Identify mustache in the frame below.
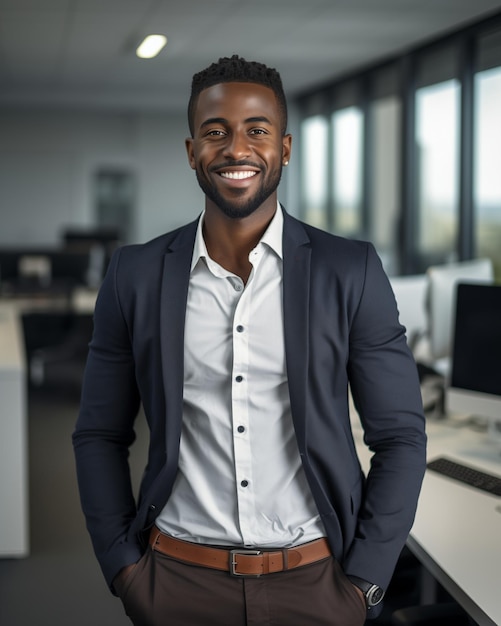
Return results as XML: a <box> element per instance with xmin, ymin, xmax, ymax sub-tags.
<box><xmin>209</xmin><ymin>160</ymin><xmax>263</xmax><ymax>173</ymax></box>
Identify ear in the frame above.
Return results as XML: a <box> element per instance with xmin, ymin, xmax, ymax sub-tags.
<box><xmin>185</xmin><ymin>137</ymin><xmax>196</xmax><ymax>170</ymax></box>
<box><xmin>282</xmin><ymin>133</ymin><xmax>292</xmax><ymax>165</ymax></box>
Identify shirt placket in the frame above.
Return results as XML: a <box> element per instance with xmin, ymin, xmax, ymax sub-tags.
<box><xmin>229</xmin><ymin>251</ymin><xmax>262</xmax><ymax>544</ymax></box>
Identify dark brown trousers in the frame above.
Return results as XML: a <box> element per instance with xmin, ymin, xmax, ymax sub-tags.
<box><xmin>118</xmin><ymin>546</ymin><xmax>367</xmax><ymax>626</ymax></box>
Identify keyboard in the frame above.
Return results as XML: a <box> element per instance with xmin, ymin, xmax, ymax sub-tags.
<box><xmin>427</xmin><ymin>457</ymin><xmax>501</xmax><ymax>496</ymax></box>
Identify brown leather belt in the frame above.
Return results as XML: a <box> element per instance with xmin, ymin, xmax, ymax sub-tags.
<box><xmin>149</xmin><ymin>527</ymin><xmax>331</xmax><ymax>577</ymax></box>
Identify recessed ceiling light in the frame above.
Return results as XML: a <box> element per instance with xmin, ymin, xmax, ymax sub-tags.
<box><xmin>136</xmin><ymin>34</ymin><xmax>167</xmax><ymax>59</ymax></box>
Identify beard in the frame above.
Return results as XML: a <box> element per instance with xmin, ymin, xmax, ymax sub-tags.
<box><xmin>195</xmin><ymin>161</ymin><xmax>283</xmax><ymax>219</ymax></box>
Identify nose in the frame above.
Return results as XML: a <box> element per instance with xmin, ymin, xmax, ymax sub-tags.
<box><xmin>222</xmin><ymin>131</ymin><xmax>251</xmax><ymax>160</ymax></box>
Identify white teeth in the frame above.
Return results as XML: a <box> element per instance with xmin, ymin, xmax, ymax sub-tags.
<box><xmin>220</xmin><ymin>171</ymin><xmax>257</xmax><ymax>180</ymax></box>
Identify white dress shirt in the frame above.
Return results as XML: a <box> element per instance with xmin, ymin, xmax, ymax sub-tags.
<box><xmin>156</xmin><ymin>205</ymin><xmax>325</xmax><ymax>547</ymax></box>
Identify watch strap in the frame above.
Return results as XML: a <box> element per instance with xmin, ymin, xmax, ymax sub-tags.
<box><xmin>347</xmin><ymin>575</ymin><xmax>385</xmax><ymax>608</ymax></box>
<box><xmin>347</xmin><ymin>575</ymin><xmax>372</xmax><ymax>593</ymax></box>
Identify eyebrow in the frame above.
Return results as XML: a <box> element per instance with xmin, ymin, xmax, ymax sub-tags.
<box><xmin>199</xmin><ymin>116</ymin><xmax>273</xmax><ymax>129</ymax></box>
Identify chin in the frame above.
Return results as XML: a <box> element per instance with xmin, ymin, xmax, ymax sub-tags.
<box><xmin>217</xmin><ymin>202</ymin><xmax>262</xmax><ymax>219</ymax></box>
<box><xmin>196</xmin><ymin>166</ymin><xmax>282</xmax><ymax>220</ymax></box>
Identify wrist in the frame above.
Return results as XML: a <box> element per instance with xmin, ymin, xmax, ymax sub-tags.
<box><xmin>347</xmin><ymin>576</ymin><xmax>385</xmax><ymax>610</ymax></box>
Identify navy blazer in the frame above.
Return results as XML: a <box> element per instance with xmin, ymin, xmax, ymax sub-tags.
<box><xmin>73</xmin><ymin>208</ymin><xmax>426</xmax><ymax>595</ymax></box>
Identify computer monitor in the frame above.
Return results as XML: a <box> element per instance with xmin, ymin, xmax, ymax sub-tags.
<box><xmin>0</xmin><ymin>247</ymin><xmax>92</xmax><ymax>291</ymax></box>
<box><xmin>426</xmin><ymin>258</ymin><xmax>494</xmax><ymax>364</ymax></box>
<box><xmin>62</xmin><ymin>226</ymin><xmax>121</xmax><ymax>251</ymax></box>
<box><xmin>446</xmin><ymin>283</ymin><xmax>501</xmax><ymax>439</ymax></box>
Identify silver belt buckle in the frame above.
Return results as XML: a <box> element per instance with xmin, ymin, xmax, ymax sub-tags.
<box><xmin>229</xmin><ymin>549</ymin><xmax>262</xmax><ymax>577</ymax></box>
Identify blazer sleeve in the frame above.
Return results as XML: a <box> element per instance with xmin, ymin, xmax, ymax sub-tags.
<box><xmin>344</xmin><ymin>243</ymin><xmax>427</xmax><ymax>588</ymax></box>
<box><xmin>72</xmin><ymin>248</ymin><xmax>143</xmax><ymax>590</ymax></box>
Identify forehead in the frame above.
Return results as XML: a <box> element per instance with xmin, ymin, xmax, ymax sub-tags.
<box><xmin>193</xmin><ymin>82</ymin><xmax>281</xmax><ymax>129</ymax></box>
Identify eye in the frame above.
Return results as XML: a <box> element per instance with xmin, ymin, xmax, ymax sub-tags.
<box><xmin>249</xmin><ymin>128</ymin><xmax>268</xmax><ymax>136</ymax></box>
<box><xmin>205</xmin><ymin>129</ymin><xmax>226</xmax><ymax>137</ymax></box>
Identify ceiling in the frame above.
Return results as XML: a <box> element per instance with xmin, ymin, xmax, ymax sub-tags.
<box><xmin>1</xmin><ymin>0</ymin><xmax>501</xmax><ymax>113</ymax></box>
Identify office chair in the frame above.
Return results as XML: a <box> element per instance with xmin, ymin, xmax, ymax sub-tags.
<box><xmin>388</xmin><ymin>274</ymin><xmax>428</xmax><ymax>353</ymax></box>
<box><xmin>29</xmin><ymin>314</ymin><xmax>92</xmax><ymax>396</ymax></box>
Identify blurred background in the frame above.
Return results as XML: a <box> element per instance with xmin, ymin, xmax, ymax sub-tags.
<box><xmin>1</xmin><ymin>1</ymin><xmax>500</xmax><ymax>625</ymax></box>
<box><xmin>1</xmin><ymin>0</ymin><xmax>500</xmax><ymax>273</ymax></box>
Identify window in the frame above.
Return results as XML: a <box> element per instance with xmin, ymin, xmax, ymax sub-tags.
<box><xmin>300</xmin><ymin>115</ymin><xmax>329</xmax><ymax>229</ymax></box>
<box><xmin>331</xmin><ymin>107</ymin><xmax>363</xmax><ymax>237</ymax></box>
<box><xmin>474</xmin><ymin>30</ymin><xmax>501</xmax><ymax>278</ymax></box>
<box><xmin>415</xmin><ymin>80</ymin><xmax>460</xmax><ymax>263</ymax></box>
<box><xmin>369</xmin><ymin>97</ymin><xmax>401</xmax><ymax>274</ymax></box>
<box><xmin>295</xmin><ymin>14</ymin><xmax>501</xmax><ymax>277</ymax></box>
<box><xmin>414</xmin><ymin>45</ymin><xmax>461</xmax><ymax>267</ymax></box>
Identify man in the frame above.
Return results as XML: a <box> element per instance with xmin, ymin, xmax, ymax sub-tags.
<box><xmin>73</xmin><ymin>55</ymin><xmax>426</xmax><ymax>626</ymax></box>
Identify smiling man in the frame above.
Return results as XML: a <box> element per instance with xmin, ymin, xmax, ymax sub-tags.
<box><xmin>188</xmin><ymin>81</ymin><xmax>289</xmax><ymax>223</ymax></box>
<box><xmin>73</xmin><ymin>55</ymin><xmax>426</xmax><ymax>626</ymax></box>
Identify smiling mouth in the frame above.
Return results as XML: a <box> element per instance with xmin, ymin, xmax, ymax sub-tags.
<box><xmin>219</xmin><ymin>171</ymin><xmax>258</xmax><ymax>180</ymax></box>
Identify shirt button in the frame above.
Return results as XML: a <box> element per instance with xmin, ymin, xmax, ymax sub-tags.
<box><xmin>234</xmin><ymin>283</ymin><xmax>243</xmax><ymax>292</ymax></box>
<box><xmin>235</xmin><ymin>375</ymin><xmax>243</xmax><ymax>383</ymax></box>
<box><xmin>236</xmin><ymin>325</ymin><xmax>244</xmax><ymax>333</ymax></box>
<box><xmin>241</xmin><ymin>480</ymin><xmax>249</xmax><ymax>488</ymax></box>
<box><xmin>237</xmin><ymin>425</ymin><xmax>245</xmax><ymax>433</ymax></box>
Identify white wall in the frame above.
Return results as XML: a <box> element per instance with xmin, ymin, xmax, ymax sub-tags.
<box><xmin>0</xmin><ymin>111</ymin><xmax>136</xmax><ymax>245</ymax></box>
<box><xmin>0</xmin><ymin>109</ymin><xmax>202</xmax><ymax>247</ymax></box>
<box><xmin>135</xmin><ymin>112</ymin><xmax>202</xmax><ymax>242</ymax></box>
<box><xmin>0</xmin><ymin>107</ymin><xmax>294</xmax><ymax>248</ymax></box>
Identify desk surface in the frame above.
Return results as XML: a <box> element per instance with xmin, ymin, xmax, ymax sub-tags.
<box><xmin>0</xmin><ymin>286</ymin><xmax>97</xmax><ymax>315</ymax></box>
<box><xmin>0</xmin><ymin>303</ymin><xmax>26</xmax><ymax>371</ymax></box>
<box><xmin>0</xmin><ymin>302</ymin><xmax>29</xmax><ymax>556</ymax></box>
<box><xmin>352</xmin><ymin>413</ymin><xmax>501</xmax><ymax>626</ymax></box>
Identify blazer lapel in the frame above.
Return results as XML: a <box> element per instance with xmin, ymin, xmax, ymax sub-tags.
<box><xmin>160</xmin><ymin>220</ymin><xmax>198</xmax><ymax>455</ymax></box>
<box><xmin>282</xmin><ymin>211</ymin><xmax>311</xmax><ymax>445</ymax></box>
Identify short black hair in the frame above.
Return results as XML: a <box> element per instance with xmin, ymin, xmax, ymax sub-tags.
<box><xmin>188</xmin><ymin>54</ymin><xmax>288</xmax><ymax>136</ymax></box>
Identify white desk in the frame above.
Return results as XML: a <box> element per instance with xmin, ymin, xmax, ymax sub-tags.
<box><xmin>0</xmin><ymin>291</ymin><xmax>96</xmax><ymax>559</ymax></box>
<box><xmin>0</xmin><ymin>303</ymin><xmax>29</xmax><ymax>557</ymax></box>
<box><xmin>353</xmin><ymin>413</ymin><xmax>501</xmax><ymax>626</ymax></box>
<box><xmin>0</xmin><ymin>286</ymin><xmax>97</xmax><ymax>315</ymax></box>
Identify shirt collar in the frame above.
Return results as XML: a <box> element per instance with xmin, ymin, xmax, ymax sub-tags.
<box><xmin>191</xmin><ymin>201</ymin><xmax>283</xmax><ymax>272</ymax></box>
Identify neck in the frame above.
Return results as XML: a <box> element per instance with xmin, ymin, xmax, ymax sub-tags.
<box><xmin>202</xmin><ymin>198</ymin><xmax>277</xmax><ymax>283</ymax></box>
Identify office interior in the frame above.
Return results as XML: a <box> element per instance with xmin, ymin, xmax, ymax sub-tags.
<box><xmin>1</xmin><ymin>2</ymin><xmax>501</xmax><ymax>625</ymax></box>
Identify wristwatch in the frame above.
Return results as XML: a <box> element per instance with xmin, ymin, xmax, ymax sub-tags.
<box><xmin>347</xmin><ymin>576</ymin><xmax>385</xmax><ymax>609</ymax></box>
